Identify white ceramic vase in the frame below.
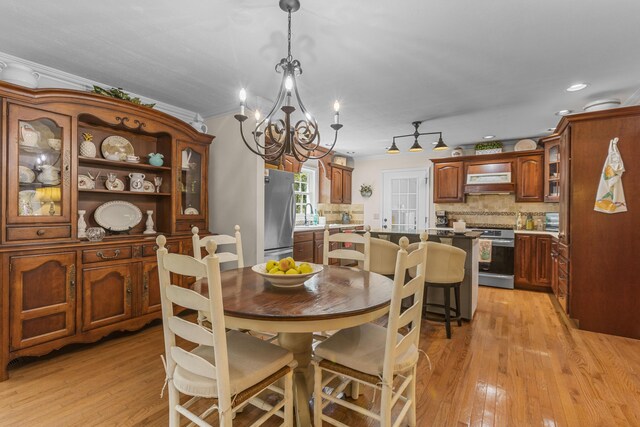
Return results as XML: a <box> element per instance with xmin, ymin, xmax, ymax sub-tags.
<box><xmin>143</xmin><ymin>210</ymin><xmax>156</xmax><ymax>234</ymax></box>
<box><xmin>78</xmin><ymin>210</ymin><xmax>87</xmax><ymax>238</ymax></box>
<box><xmin>0</xmin><ymin>62</ymin><xmax>40</xmax><ymax>88</ymax></box>
<box><xmin>80</xmin><ymin>139</ymin><xmax>97</xmax><ymax>157</ymax></box>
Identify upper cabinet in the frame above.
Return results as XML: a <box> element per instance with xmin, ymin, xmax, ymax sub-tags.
<box><xmin>543</xmin><ymin>136</ymin><xmax>560</xmax><ymax>202</ymax></box>
<box><xmin>176</xmin><ymin>141</ymin><xmax>208</xmax><ymax>225</ymax></box>
<box><xmin>433</xmin><ymin>161</ymin><xmax>464</xmax><ymax>203</ymax></box>
<box><xmin>329</xmin><ymin>163</ymin><xmax>353</xmax><ymax>204</ymax></box>
<box><xmin>432</xmin><ymin>150</ymin><xmax>545</xmax><ymax>203</ymax></box>
<box><xmin>515</xmin><ymin>153</ymin><xmax>544</xmax><ymax>202</ymax></box>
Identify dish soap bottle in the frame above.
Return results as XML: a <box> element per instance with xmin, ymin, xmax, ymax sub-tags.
<box><xmin>313</xmin><ymin>210</ymin><xmax>319</xmax><ymax>225</ymax></box>
<box><xmin>525</xmin><ymin>213</ymin><xmax>534</xmax><ymax>230</ymax></box>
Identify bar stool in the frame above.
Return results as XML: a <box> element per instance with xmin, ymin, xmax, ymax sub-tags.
<box><xmin>411</xmin><ymin>242</ymin><xmax>466</xmax><ymax>339</ymax></box>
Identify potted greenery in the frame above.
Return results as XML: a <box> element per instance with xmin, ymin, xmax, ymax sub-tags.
<box><xmin>360</xmin><ymin>184</ymin><xmax>372</xmax><ymax>197</ymax></box>
<box><xmin>474</xmin><ymin>140</ymin><xmax>503</xmax><ymax>155</ymax></box>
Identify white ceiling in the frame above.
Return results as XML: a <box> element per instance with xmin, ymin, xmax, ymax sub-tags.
<box><xmin>1</xmin><ymin>0</ymin><xmax>639</xmax><ymax>156</ymax></box>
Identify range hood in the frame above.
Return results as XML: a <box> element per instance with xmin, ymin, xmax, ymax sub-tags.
<box><xmin>464</xmin><ymin>161</ymin><xmax>515</xmax><ymax>194</ymax></box>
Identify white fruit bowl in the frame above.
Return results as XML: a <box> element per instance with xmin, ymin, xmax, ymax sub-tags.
<box><xmin>251</xmin><ymin>263</ymin><xmax>323</xmax><ymax>287</ymax></box>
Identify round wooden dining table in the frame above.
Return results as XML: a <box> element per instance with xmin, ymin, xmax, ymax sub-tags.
<box><xmin>193</xmin><ymin>264</ymin><xmax>394</xmax><ymax>426</ymax></box>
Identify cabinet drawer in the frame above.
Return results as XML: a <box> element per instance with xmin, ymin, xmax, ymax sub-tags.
<box><xmin>558</xmin><ymin>242</ymin><xmax>569</xmax><ymax>259</ymax></box>
<box><xmin>82</xmin><ymin>247</ymin><xmax>133</xmax><ymax>264</ymax></box>
<box><xmin>176</xmin><ymin>221</ymin><xmax>206</xmax><ymax>233</ymax></box>
<box><xmin>294</xmin><ymin>231</ymin><xmax>314</xmax><ymax>243</ymax></box>
<box><xmin>142</xmin><ymin>242</ymin><xmax>180</xmax><ymax>257</ymax></box>
<box><xmin>7</xmin><ymin>225</ymin><xmax>71</xmax><ymax>241</ymax></box>
<box><xmin>293</xmin><ymin>240</ymin><xmax>314</xmax><ymax>262</ymax></box>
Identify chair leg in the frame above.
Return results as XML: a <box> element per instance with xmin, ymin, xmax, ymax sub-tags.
<box><xmin>284</xmin><ymin>369</ymin><xmax>294</xmax><ymax>427</ymax></box>
<box><xmin>220</xmin><ymin>412</ymin><xmax>233</xmax><ymax>427</ymax></box>
<box><xmin>407</xmin><ymin>366</ymin><xmax>417</xmax><ymax>426</ymax></box>
<box><xmin>349</xmin><ymin>380</ymin><xmax>360</xmax><ymax>399</ymax></box>
<box><xmin>313</xmin><ymin>362</ymin><xmax>323</xmax><ymax>427</ymax></box>
<box><xmin>443</xmin><ymin>287</ymin><xmax>452</xmax><ymax>339</ymax></box>
<box><xmin>380</xmin><ymin>381</ymin><xmax>393</xmax><ymax>427</ymax></box>
<box><xmin>422</xmin><ymin>285</ymin><xmax>429</xmax><ymax>318</ymax></box>
<box><xmin>454</xmin><ymin>285</ymin><xmax>462</xmax><ymax>326</ymax></box>
<box><xmin>168</xmin><ymin>384</ymin><xmax>180</xmax><ymax>427</ymax></box>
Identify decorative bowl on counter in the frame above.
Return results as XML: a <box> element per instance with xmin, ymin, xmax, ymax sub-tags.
<box><xmin>251</xmin><ymin>263</ymin><xmax>323</xmax><ymax>288</ymax></box>
<box><xmin>86</xmin><ymin>227</ymin><xmax>106</xmax><ymax>242</ymax></box>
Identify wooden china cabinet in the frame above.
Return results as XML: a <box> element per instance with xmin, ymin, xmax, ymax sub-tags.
<box><xmin>0</xmin><ymin>81</ymin><xmax>213</xmax><ymax>380</ymax></box>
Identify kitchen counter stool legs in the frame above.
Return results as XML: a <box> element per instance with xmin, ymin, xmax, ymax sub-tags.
<box><xmin>424</xmin><ymin>282</ymin><xmax>463</xmax><ymax>339</ymax></box>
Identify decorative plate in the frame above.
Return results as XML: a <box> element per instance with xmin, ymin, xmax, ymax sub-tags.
<box><xmin>19</xmin><ymin>165</ymin><xmax>36</xmax><ymax>183</ymax></box>
<box><xmin>101</xmin><ymin>136</ymin><xmax>134</xmax><ymax>161</ymax></box>
<box><xmin>514</xmin><ymin>139</ymin><xmax>537</xmax><ymax>151</ymax></box>
<box><xmin>184</xmin><ymin>207</ymin><xmax>199</xmax><ymax>215</ymax></box>
<box><xmin>105</xmin><ymin>178</ymin><xmax>125</xmax><ymax>191</ymax></box>
<box><xmin>78</xmin><ymin>174</ymin><xmax>95</xmax><ymax>189</ymax></box>
<box><xmin>251</xmin><ymin>263</ymin><xmax>323</xmax><ymax>288</ymax></box>
<box><xmin>94</xmin><ymin>200</ymin><xmax>142</xmax><ymax>231</ymax></box>
<box><xmin>142</xmin><ymin>180</ymin><xmax>155</xmax><ymax>192</ymax></box>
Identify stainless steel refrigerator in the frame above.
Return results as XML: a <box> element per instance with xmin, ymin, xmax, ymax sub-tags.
<box><xmin>264</xmin><ymin>169</ymin><xmax>295</xmax><ymax>261</ymax></box>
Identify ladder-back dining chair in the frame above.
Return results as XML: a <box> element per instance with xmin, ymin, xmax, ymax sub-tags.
<box><xmin>192</xmin><ymin>225</ymin><xmax>244</xmax><ymax>269</ymax></box>
<box><xmin>322</xmin><ymin>226</ymin><xmax>371</xmax><ymax>271</ymax></box>
<box><xmin>156</xmin><ymin>235</ymin><xmax>296</xmax><ymax>427</ymax></box>
<box><xmin>312</xmin><ymin>234</ymin><xmax>428</xmax><ymax>427</ymax></box>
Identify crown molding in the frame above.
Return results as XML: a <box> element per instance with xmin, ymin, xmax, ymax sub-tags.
<box><xmin>623</xmin><ymin>85</ymin><xmax>640</xmax><ymax>106</ymax></box>
<box><xmin>0</xmin><ymin>51</ymin><xmax>199</xmax><ymax>124</ymax></box>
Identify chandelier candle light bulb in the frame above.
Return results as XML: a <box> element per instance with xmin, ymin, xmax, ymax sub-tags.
<box><xmin>334</xmin><ymin>101</ymin><xmax>340</xmax><ymax>124</ymax></box>
<box><xmin>239</xmin><ymin>88</ymin><xmax>247</xmax><ymax>116</ymax></box>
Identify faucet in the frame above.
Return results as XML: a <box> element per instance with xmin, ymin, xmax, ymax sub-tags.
<box><xmin>304</xmin><ymin>203</ymin><xmax>314</xmax><ymax>226</ymax></box>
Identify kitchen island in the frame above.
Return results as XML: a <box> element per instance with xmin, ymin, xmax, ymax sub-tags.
<box><xmin>363</xmin><ymin>228</ymin><xmax>480</xmax><ymax>321</ymax></box>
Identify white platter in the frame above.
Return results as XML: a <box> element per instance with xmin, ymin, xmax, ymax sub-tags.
<box><xmin>94</xmin><ymin>200</ymin><xmax>142</xmax><ymax>231</ymax></box>
<box><xmin>19</xmin><ymin>165</ymin><xmax>36</xmax><ymax>183</ymax></box>
<box><xmin>78</xmin><ymin>174</ymin><xmax>95</xmax><ymax>189</ymax></box>
<box><xmin>514</xmin><ymin>139</ymin><xmax>537</xmax><ymax>151</ymax></box>
<box><xmin>142</xmin><ymin>180</ymin><xmax>155</xmax><ymax>192</ymax></box>
<box><xmin>105</xmin><ymin>178</ymin><xmax>125</xmax><ymax>191</ymax></box>
<box><xmin>101</xmin><ymin>135</ymin><xmax>134</xmax><ymax>161</ymax></box>
<box><xmin>251</xmin><ymin>263</ymin><xmax>323</xmax><ymax>287</ymax></box>
<box><xmin>184</xmin><ymin>207</ymin><xmax>199</xmax><ymax>215</ymax></box>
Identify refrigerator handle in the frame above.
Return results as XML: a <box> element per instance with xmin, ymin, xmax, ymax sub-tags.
<box><xmin>289</xmin><ymin>183</ymin><xmax>296</xmax><ymax>237</ymax></box>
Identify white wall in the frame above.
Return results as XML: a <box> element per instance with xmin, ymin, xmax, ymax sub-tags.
<box><xmin>352</xmin><ymin>150</ymin><xmax>453</xmax><ymax>228</ymax></box>
<box><xmin>205</xmin><ymin>113</ymin><xmax>264</xmax><ymax>265</ymax></box>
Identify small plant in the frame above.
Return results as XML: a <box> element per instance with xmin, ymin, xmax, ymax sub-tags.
<box><xmin>91</xmin><ymin>85</ymin><xmax>155</xmax><ymax>108</ymax></box>
<box><xmin>360</xmin><ymin>184</ymin><xmax>372</xmax><ymax>197</ymax></box>
<box><xmin>475</xmin><ymin>141</ymin><xmax>503</xmax><ymax>151</ymax></box>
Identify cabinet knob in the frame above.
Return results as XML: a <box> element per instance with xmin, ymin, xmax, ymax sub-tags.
<box><xmin>36</xmin><ymin>229</ymin><xmax>45</xmax><ymax>236</ymax></box>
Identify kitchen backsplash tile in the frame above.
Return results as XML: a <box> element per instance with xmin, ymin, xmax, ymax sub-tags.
<box><xmin>435</xmin><ymin>194</ymin><xmax>558</xmax><ymax>228</ymax></box>
<box><xmin>317</xmin><ymin>203</ymin><xmax>364</xmax><ymax>224</ymax></box>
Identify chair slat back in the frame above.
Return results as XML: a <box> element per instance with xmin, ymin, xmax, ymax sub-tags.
<box><xmin>192</xmin><ymin>225</ymin><xmax>244</xmax><ymax>268</ymax></box>
<box><xmin>156</xmin><ymin>235</ymin><xmax>233</xmax><ymax>411</ymax></box>
<box><xmin>381</xmin><ymin>234</ymin><xmax>428</xmax><ymax>383</ymax></box>
<box><xmin>323</xmin><ymin>227</ymin><xmax>371</xmax><ymax>271</ymax></box>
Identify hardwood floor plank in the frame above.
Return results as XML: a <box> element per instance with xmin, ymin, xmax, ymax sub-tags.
<box><xmin>1</xmin><ymin>288</ymin><xmax>640</xmax><ymax>426</ymax></box>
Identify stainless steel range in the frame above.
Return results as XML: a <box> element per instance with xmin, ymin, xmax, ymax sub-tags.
<box><xmin>473</xmin><ymin>228</ymin><xmax>515</xmax><ymax>289</ymax></box>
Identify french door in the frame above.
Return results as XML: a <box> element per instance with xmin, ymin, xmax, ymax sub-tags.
<box><xmin>382</xmin><ymin>169</ymin><xmax>428</xmax><ymax>232</ymax></box>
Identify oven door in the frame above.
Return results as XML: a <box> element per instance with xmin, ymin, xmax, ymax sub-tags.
<box><xmin>479</xmin><ymin>238</ymin><xmax>514</xmax><ymax>276</ymax></box>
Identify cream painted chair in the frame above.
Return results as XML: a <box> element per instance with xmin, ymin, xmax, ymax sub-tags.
<box><xmin>312</xmin><ymin>234</ymin><xmax>428</xmax><ymax>427</ymax></box>
<box><xmin>370</xmin><ymin>237</ymin><xmax>401</xmax><ymax>277</ymax></box>
<box><xmin>410</xmin><ymin>242</ymin><xmax>466</xmax><ymax>338</ymax></box>
<box><xmin>192</xmin><ymin>225</ymin><xmax>243</xmax><ymax>269</ymax></box>
<box><xmin>156</xmin><ymin>235</ymin><xmax>296</xmax><ymax>427</ymax></box>
<box><xmin>322</xmin><ymin>226</ymin><xmax>371</xmax><ymax>270</ymax></box>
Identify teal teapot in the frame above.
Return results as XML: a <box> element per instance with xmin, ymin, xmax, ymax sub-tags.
<box><xmin>147</xmin><ymin>153</ymin><xmax>164</xmax><ymax>167</ymax></box>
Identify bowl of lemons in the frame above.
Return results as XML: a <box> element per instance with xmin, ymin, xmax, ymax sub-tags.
<box><xmin>252</xmin><ymin>257</ymin><xmax>323</xmax><ymax>287</ymax></box>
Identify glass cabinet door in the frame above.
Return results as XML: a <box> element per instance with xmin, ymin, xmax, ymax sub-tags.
<box><xmin>8</xmin><ymin>104</ymin><xmax>72</xmax><ymax>224</ymax></box>
<box><xmin>177</xmin><ymin>141</ymin><xmax>207</xmax><ymax>220</ymax></box>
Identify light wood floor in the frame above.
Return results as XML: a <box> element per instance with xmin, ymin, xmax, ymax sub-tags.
<box><xmin>1</xmin><ymin>287</ymin><xmax>639</xmax><ymax>426</ymax></box>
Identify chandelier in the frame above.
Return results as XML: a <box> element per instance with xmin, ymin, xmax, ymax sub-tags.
<box><xmin>234</xmin><ymin>0</ymin><xmax>342</xmax><ymax>163</ymax></box>
<box><xmin>387</xmin><ymin>121</ymin><xmax>448</xmax><ymax>154</ymax></box>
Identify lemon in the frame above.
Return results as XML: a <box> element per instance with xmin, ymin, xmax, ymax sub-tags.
<box><xmin>279</xmin><ymin>258</ymin><xmax>291</xmax><ymax>271</ymax></box>
<box><xmin>268</xmin><ymin>267</ymin><xmax>281</xmax><ymax>274</ymax></box>
<box><xmin>286</xmin><ymin>268</ymin><xmax>300</xmax><ymax>275</ymax></box>
<box><xmin>286</xmin><ymin>257</ymin><xmax>296</xmax><ymax>268</ymax></box>
<box><xmin>299</xmin><ymin>264</ymin><xmax>313</xmax><ymax>274</ymax></box>
<box><xmin>266</xmin><ymin>260</ymin><xmax>278</xmax><ymax>271</ymax></box>
<box><xmin>272</xmin><ymin>270</ymin><xmax>285</xmax><ymax>275</ymax></box>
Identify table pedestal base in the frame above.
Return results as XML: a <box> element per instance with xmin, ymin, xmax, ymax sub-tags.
<box><xmin>277</xmin><ymin>332</ymin><xmax>314</xmax><ymax>426</ymax></box>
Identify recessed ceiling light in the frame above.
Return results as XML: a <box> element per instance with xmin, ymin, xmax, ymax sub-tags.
<box><xmin>483</xmin><ymin>135</ymin><xmax>495</xmax><ymax>139</ymax></box>
<box><xmin>346</xmin><ymin>151</ymin><xmax>355</xmax><ymax>154</ymax></box>
<box><xmin>547</xmin><ymin>128</ymin><xmax>556</xmax><ymax>132</ymax></box>
<box><xmin>555</xmin><ymin>109</ymin><xmax>573</xmax><ymax>116</ymax></box>
<box><xmin>566</xmin><ymin>83</ymin><xmax>588</xmax><ymax>92</ymax></box>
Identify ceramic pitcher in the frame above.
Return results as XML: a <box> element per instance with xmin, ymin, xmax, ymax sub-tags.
<box><xmin>128</xmin><ymin>173</ymin><xmax>146</xmax><ymax>192</ymax></box>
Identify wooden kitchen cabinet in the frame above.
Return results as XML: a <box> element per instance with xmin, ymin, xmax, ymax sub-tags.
<box><xmin>141</xmin><ymin>260</ymin><xmax>162</xmax><ymax>315</ymax></box>
<box><xmin>433</xmin><ymin>161</ymin><xmax>464</xmax><ymax>203</ymax></box>
<box><xmin>82</xmin><ymin>264</ymin><xmax>136</xmax><ymax>331</ymax></box>
<box><xmin>329</xmin><ymin>163</ymin><xmax>353</xmax><ymax>204</ymax></box>
<box><xmin>544</xmin><ymin>136</ymin><xmax>561</xmax><ymax>202</ymax></box>
<box><xmin>293</xmin><ymin>231</ymin><xmax>314</xmax><ymax>262</ymax></box>
<box><xmin>515</xmin><ymin>233</ymin><xmax>552</xmax><ymax>290</ymax></box>
<box><xmin>8</xmin><ymin>252</ymin><xmax>76</xmax><ymax>350</ymax></box>
<box><xmin>515</xmin><ymin>154</ymin><xmax>544</xmax><ymax>202</ymax></box>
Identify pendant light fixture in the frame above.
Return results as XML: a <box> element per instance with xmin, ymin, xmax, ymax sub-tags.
<box><xmin>387</xmin><ymin>121</ymin><xmax>448</xmax><ymax>154</ymax></box>
<box><xmin>234</xmin><ymin>0</ymin><xmax>342</xmax><ymax>163</ymax></box>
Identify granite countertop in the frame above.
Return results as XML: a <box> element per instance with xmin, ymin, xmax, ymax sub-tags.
<box><xmin>514</xmin><ymin>229</ymin><xmax>559</xmax><ymax>238</ymax></box>
<box><xmin>367</xmin><ymin>228</ymin><xmax>482</xmax><ymax>239</ymax></box>
<box><xmin>294</xmin><ymin>223</ymin><xmax>364</xmax><ymax>232</ymax></box>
